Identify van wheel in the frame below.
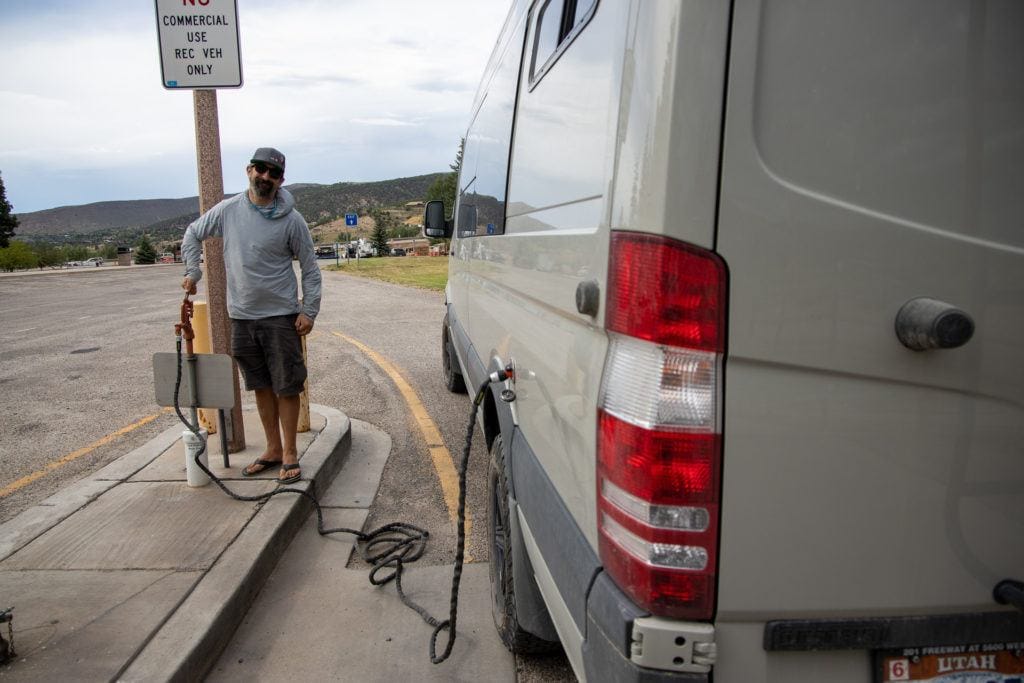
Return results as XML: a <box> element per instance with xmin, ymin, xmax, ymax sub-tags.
<box><xmin>488</xmin><ymin>434</ymin><xmax>558</xmax><ymax>654</ymax></box>
<box><xmin>442</xmin><ymin>315</ymin><xmax>467</xmax><ymax>394</ymax></box>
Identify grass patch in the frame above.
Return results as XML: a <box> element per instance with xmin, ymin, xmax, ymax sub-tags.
<box><xmin>325</xmin><ymin>256</ymin><xmax>448</xmax><ymax>291</ymax></box>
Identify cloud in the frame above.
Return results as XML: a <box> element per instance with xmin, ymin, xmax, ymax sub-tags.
<box><xmin>411</xmin><ymin>77</ymin><xmax>476</xmax><ymax>94</ymax></box>
<box><xmin>259</xmin><ymin>73</ymin><xmax>363</xmax><ymax>89</ymax></box>
<box><xmin>0</xmin><ymin>0</ymin><xmax>510</xmax><ymax>212</ymax></box>
<box><xmin>350</xmin><ymin>118</ymin><xmax>418</xmax><ymax>128</ymax></box>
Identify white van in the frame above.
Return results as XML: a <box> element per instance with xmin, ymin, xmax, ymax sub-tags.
<box><xmin>425</xmin><ymin>1</ymin><xmax>1024</xmax><ymax>681</ymax></box>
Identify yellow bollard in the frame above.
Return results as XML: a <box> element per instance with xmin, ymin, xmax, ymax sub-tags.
<box><xmin>298</xmin><ymin>335</ymin><xmax>310</xmax><ymax>433</ymax></box>
<box><xmin>192</xmin><ymin>301</ymin><xmax>218</xmax><ymax>434</ymax></box>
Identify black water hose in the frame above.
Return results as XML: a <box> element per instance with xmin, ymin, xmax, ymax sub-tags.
<box><xmin>172</xmin><ymin>332</ymin><xmax>496</xmax><ymax>664</ymax></box>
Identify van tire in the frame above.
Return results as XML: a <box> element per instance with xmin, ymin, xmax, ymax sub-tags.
<box><xmin>442</xmin><ymin>316</ymin><xmax>467</xmax><ymax>394</ymax></box>
<box><xmin>487</xmin><ymin>434</ymin><xmax>559</xmax><ymax>654</ymax></box>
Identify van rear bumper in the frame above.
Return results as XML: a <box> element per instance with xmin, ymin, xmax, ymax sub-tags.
<box><xmin>584</xmin><ymin>572</ymin><xmax>709</xmax><ymax>682</ymax></box>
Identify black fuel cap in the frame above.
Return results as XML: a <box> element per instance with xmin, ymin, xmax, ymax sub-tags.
<box><xmin>895</xmin><ymin>297</ymin><xmax>975</xmax><ymax>351</ymax></box>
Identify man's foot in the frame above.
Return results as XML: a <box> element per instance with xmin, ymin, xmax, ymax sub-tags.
<box><xmin>278</xmin><ymin>463</ymin><xmax>301</xmax><ymax>485</ymax></box>
<box><xmin>242</xmin><ymin>458</ymin><xmax>282</xmax><ymax>477</ymax></box>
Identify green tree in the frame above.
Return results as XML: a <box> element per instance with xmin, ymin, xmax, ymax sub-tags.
<box><xmin>0</xmin><ymin>241</ymin><xmax>37</xmax><ymax>271</ymax></box>
<box><xmin>33</xmin><ymin>242</ymin><xmax>64</xmax><ymax>268</ymax></box>
<box><xmin>369</xmin><ymin>208</ymin><xmax>398</xmax><ymax>232</ymax></box>
<box><xmin>63</xmin><ymin>244</ymin><xmax>88</xmax><ymax>262</ymax></box>
<box><xmin>370</xmin><ymin>220</ymin><xmax>390</xmax><ymax>256</ymax></box>
<box><xmin>425</xmin><ymin>138</ymin><xmax>463</xmax><ymax>216</ymax></box>
<box><xmin>135</xmin><ymin>235</ymin><xmax>158</xmax><ymax>264</ymax></box>
<box><xmin>0</xmin><ymin>172</ymin><xmax>19</xmax><ymax>248</ymax></box>
<box><xmin>393</xmin><ymin>223</ymin><xmax>420</xmax><ymax>239</ymax></box>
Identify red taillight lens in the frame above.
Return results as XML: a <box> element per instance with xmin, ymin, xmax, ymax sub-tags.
<box><xmin>598</xmin><ymin>411</ymin><xmax>720</xmax><ymax>620</ymax></box>
<box><xmin>606</xmin><ymin>231</ymin><xmax>725</xmax><ymax>353</ymax></box>
<box><xmin>598</xmin><ymin>411</ymin><xmax>720</xmax><ymax>506</ymax></box>
<box><xmin>599</xmin><ymin>529</ymin><xmax>716</xmax><ymax>620</ymax></box>
<box><xmin>598</xmin><ymin>231</ymin><xmax>726</xmax><ymax>621</ymax></box>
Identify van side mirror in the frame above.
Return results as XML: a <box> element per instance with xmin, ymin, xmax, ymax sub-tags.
<box><xmin>423</xmin><ymin>200</ymin><xmax>453</xmax><ymax>239</ymax></box>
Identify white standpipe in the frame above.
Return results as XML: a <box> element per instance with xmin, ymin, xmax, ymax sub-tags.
<box><xmin>183</xmin><ymin>429</ymin><xmax>211</xmax><ymax>487</ymax></box>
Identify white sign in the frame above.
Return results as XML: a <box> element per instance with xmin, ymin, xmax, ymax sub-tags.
<box><xmin>155</xmin><ymin>0</ymin><xmax>242</xmax><ymax>89</ymax></box>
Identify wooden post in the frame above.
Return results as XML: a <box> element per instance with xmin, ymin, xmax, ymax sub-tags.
<box><xmin>193</xmin><ymin>89</ymin><xmax>245</xmax><ymax>452</ymax></box>
<box><xmin>298</xmin><ymin>335</ymin><xmax>310</xmax><ymax>433</ymax></box>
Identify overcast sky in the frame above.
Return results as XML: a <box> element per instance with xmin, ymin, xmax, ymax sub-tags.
<box><xmin>0</xmin><ymin>0</ymin><xmax>510</xmax><ymax>214</ymax></box>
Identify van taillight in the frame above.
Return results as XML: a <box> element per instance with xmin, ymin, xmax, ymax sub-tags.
<box><xmin>598</xmin><ymin>231</ymin><xmax>726</xmax><ymax>620</ymax></box>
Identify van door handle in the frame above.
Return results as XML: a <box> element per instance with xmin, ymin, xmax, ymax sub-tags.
<box><xmin>576</xmin><ymin>280</ymin><xmax>600</xmax><ymax>316</ymax></box>
<box><xmin>895</xmin><ymin>298</ymin><xmax>974</xmax><ymax>351</ymax></box>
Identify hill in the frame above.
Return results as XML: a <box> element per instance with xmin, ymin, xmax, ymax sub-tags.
<box><xmin>15</xmin><ymin>173</ymin><xmax>446</xmax><ymax>244</ymax></box>
<box><xmin>290</xmin><ymin>174</ymin><xmax>443</xmax><ymax>226</ymax></box>
<box><xmin>17</xmin><ymin>197</ymin><xmax>199</xmax><ymax>236</ymax></box>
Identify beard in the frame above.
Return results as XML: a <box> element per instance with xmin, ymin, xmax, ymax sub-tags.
<box><xmin>251</xmin><ymin>176</ymin><xmax>276</xmax><ymax>199</ymax></box>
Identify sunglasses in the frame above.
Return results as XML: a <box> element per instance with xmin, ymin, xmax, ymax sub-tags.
<box><xmin>252</xmin><ymin>162</ymin><xmax>283</xmax><ymax>180</ymax></box>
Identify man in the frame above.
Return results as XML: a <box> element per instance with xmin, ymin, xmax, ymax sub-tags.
<box><xmin>181</xmin><ymin>147</ymin><xmax>321</xmax><ymax>485</ymax></box>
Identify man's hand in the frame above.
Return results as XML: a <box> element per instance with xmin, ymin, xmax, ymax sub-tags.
<box><xmin>182</xmin><ymin>276</ymin><xmax>197</xmax><ymax>295</ymax></box>
<box><xmin>295</xmin><ymin>313</ymin><xmax>314</xmax><ymax>336</ymax></box>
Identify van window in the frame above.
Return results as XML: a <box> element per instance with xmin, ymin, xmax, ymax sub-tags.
<box><xmin>455</xmin><ymin>15</ymin><xmax>527</xmax><ymax>238</ymax></box>
<box><xmin>531</xmin><ymin>0</ymin><xmax>562</xmax><ymax>79</ymax></box>
<box><xmin>529</xmin><ymin>0</ymin><xmax>598</xmax><ymax>85</ymax></box>
<box><xmin>570</xmin><ymin>0</ymin><xmax>596</xmax><ymax>28</ymax></box>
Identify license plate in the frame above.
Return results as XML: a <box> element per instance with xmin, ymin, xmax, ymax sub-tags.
<box><xmin>877</xmin><ymin>642</ymin><xmax>1024</xmax><ymax>682</ymax></box>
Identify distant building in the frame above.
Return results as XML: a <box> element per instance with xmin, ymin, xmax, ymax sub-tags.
<box><xmin>387</xmin><ymin>237</ymin><xmax>430</xmax><ymax>256</ymax></box>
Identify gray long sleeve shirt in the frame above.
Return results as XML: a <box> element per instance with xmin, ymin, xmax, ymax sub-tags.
<box><xmin>181</xmin><ymin>188</ymin><xmax>321</xmax><ymax>320</ymax></box>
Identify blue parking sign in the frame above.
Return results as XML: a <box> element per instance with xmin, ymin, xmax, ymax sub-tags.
<box><xmin>345</xmin><ymin>213</ymin><xmax>358</xmax><ymax>226</ymax></box>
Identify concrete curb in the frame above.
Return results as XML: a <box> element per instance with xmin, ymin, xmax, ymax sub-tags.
<box><xmin>118</xmin><ymin>404</ymin><xmax>351</xmax><ymax>682</ymax></box>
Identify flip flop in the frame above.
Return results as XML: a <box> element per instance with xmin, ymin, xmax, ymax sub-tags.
<box><xmin>242</xmin><ymin>458</ymin><xmax>282</xmax><ymax>477</ymax></box>
<box><xmin>278</xmin><ymin>463</ymin><xmax>301</xmax><ymax>485</ymax></box>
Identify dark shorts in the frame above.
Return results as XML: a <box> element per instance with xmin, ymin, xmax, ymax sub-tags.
<box><xmin>231</xmin><ymin>315</ymin><xmax>307</xmax><ymax>396</ymax></box>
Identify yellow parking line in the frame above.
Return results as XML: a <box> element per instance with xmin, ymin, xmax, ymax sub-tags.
<box><xmin>330</xmin><ymin>331</ymin><xmax>468</xmax><ymax>534</ymax></box>
<box><xmin>0</xmin><ymin>408</ymin><xmax>174</xmax><ymax>499</ymax></box>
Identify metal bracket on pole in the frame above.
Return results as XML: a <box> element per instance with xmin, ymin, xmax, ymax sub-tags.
<box><xmin>217</xmin><ymin>409</ymin><xmax>230</xmax><ymax>467</ymax></box>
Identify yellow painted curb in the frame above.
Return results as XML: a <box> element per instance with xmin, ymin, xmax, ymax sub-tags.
<box><xmin>330</xmin><ymin>331</ymin><xmax>470</xmax><ymax>538</ymax></box>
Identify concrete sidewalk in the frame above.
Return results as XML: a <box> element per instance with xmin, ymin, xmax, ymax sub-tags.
<box><xmin>0</xmin><ymin>404</ymin><xmax>350</xmax><ymax>681</ymax></box>
<box><xmin>209</xmin><ymin>419</ymin><xmax>514</xmax><ymax>682</ymax></box>
<box><xmin>0</xmin><ymin>405</ymin><xmax>516</xmax><ymax>682</ymax></box>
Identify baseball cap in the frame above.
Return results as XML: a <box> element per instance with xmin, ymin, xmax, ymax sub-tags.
<box><xmin>250</xmin><ymin>147</ymin><xmax>286</xmax><ymax>171</ymax></box>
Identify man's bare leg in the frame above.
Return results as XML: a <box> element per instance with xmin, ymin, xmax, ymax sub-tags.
<box><xmin>244</xmin><ymin>389</ymin><xmax>300</xmax><ymax>478</ymax></box>
<box><xmin>253</xmin><ymin>387</ymin><xmax>283</xmax><ymax>463</ymax></box>
<box><xmin>277</xmin><ymin>393</ymin><xmax>300</xmax><ymax>463</ymax></box>
<box><xmin>276</xmin><ymin>393</ymin><xmax>301</xmax><ymax>480</ymax></box>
